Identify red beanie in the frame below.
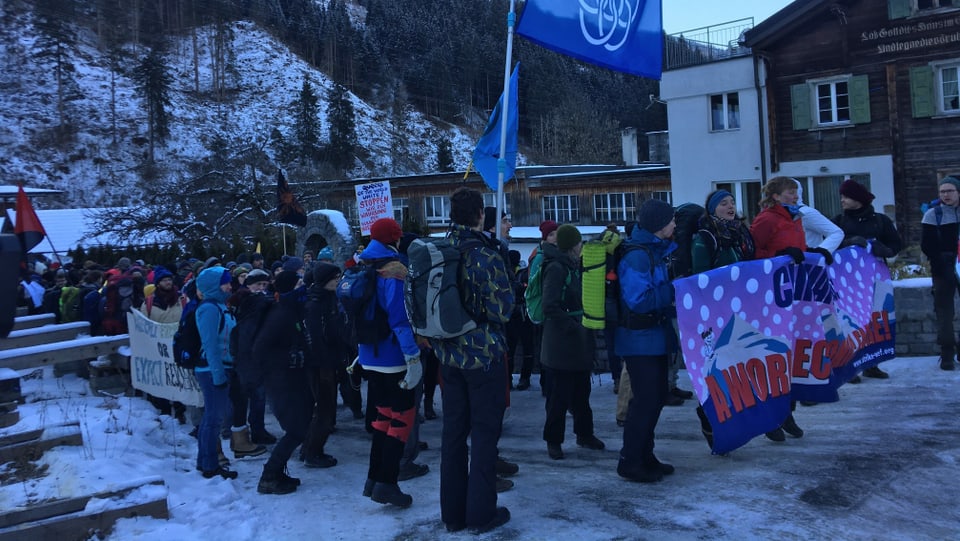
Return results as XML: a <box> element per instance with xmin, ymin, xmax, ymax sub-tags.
<box><xmin>539</xmin><ymin>220</ymin><xmax>559</xmax><ymax>240</ymax></box>
<box><xmin>370</xmin><ymin>218</ymin><xmax>403</xmax><ymax>245</ymax></box>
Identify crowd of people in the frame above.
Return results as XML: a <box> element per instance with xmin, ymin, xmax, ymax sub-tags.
<box><xmin>13</xmin><ymin>176</ymin><xmax>927</xmax><ymax>533</ymax></box>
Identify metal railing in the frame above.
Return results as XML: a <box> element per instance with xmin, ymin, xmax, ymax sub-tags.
<box><xmin>664</xmin><ymin>18</ymin><xmax>755</xmax><ymax>70</ymax></box>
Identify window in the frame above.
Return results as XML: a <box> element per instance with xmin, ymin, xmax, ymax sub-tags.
<box><xmin>341</xmin><ymin>200</ymin><xmax>358</xmax><ymax>224</ymax></box>
<box><xmin>393</xmin><ymin>197</ymin><xmax>408</xmax><ymax>224</ymax></box>
<box><xmin>710</xmin><ymin>92</ymin><xmax>740</xmax><ymax>131</ymax></box>
<box><xmin>911</xmin><ymin>61</ymin><xmax>960</xmax><ymax>117</ymax></box>
<box><xmin>482</xmin><ymin>192</ymin><xmax>512</xmax><ymax>214</ymax></box>
<box><xmin>715</xmin><ymin>181</ymin><xmax>762</xmax><ymax>223</ymax></box>
<box><xmin>816</xmin><ymin>81</ymin><xmax>850</xmax><ymax>125</ymax></box>
<box><xmin>424</xmin><ymin>195</ymin><xmax>450</xmax><ymax>226</ymax></box>
<box><xmin>790</xmin><ymin>75</ymin><xmax>870</xmax><ymax>129</ymax></box>
<box><xmin>889</xmin><ymin>0</ymin><xmax>960</xmax><ymax>19</ymax></box>
<box><xmin>651</xmin><ymin>191</ymin><xmax>673</xmax><ymax>205</ymax></box>
<box><xmin>542</xmin><ymin>195</ymin><xmax>579</xmax><ymax>223</ymax></box>
<box><xmin>594</xmin><ymin>193</ymin><xmax>636</xmax><ymax>222</ymax></box>
<box><xmin>789</xmin><ymin>174</ymin><xmax>871</xmax><ymax>221</ymax></box>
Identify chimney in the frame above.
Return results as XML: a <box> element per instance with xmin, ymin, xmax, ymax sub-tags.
<box><xmin>621</xmin><ymin>127</ymin><xmax>638</xmax><ymax>166</ymax></box>
<box><xmin>646</xmin><ymin>130</ymin><xmax>669</xmax><ymax>165</ymax></box>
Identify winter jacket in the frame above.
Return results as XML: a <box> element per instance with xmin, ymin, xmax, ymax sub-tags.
<box><xmin>430</xmin><ymin>225</ymin><xmax>515</xmax><ymax>370</ymax></box>
<box><xmin>614</xmin><ymin>227</ymin><xmax>677</xmax><ymax>357</ymax></box>
<box><xmin>921</xmin><ymin>203</ymin><xmax>960</xmax><ymax>278</ymax></box>
<box><xmin>252</xmin><ymin>289</ymin><xmax>311</xmax><ymax>373</ymax></box>
<box><xmin>194</xmin><ymin>267</ymin><xmax>237</xmax><ymax>386</ymax></box>
<box><xmin>798</xmin><ymin>205</ymin><xmax>843</xmax><ymax>253</ymax></box>
<box><xmin>750</xmin><ymin>205</ymin><xmax>808</xmax><ymax>259</ymax></box>
<box><xmin>540</xmin><ymin>247</ymin><xmax>592</xmax><ymax>372</ymax></box>
<box><xmin>357</xmin><ymin>240</ymin><xmax>419</xmax><ymax>372</ymax></box>
<box><xmin>140</xmin><ymin>290</ymin><xmax>184</xmax><ymax>324</ymax></box>
<box><xmin>304</xmin><ymin>284</ymin><xmax>349</xmax><ymax>372</ymax></box>
<box><xmin>231</xmin><ymin>288</ymin><xmax>273</xmax><ymax>386</ymax></box>
<box><xmin>834</xmin><ymin>205</ymin><xmax>902</xmax><ymax>259</ymax></box>
<box><xmin>691</xmin><ymin>216</ymin><xmax>755</xmax><ymax>274</ymax></box>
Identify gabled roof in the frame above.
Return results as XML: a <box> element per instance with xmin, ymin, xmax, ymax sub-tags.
<box><xmin>742</xmin><ymin>0</ymin><xmax>835</xmax><ymax>49</ymax></box>
<box><xmin>3</xmin><ymin>208</ymin><xmax>171</xmax><ymax>255</ymax></box>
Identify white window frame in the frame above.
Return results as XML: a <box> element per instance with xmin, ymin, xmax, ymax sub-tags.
<box><xmin>393</xmin><ymin>197</ymin><xmax>408</xmax><ymax>224</ymax></box>
<box><xmin>651</xmin><ymin>191</ymin><xmax>673</xmax><ymax>205</ymax></box>
<box><xmin>709</xmin><ymin>92</ymin><xmax>740</xmax><ymax>131</ymax></box>
<box><xmin>811</xmin><ymin>75</ymin><xmax>852</xmax><ymax>126</ymax></box>
<box><xmin>482</xmin><ymin>192</ymin><xmax>512</xmax><ymax>214</ymax></box>
<box><xmin>916</xmin><ymin>0</ymin><xmax>952</xmax><ymax>12</ymax></box>
<box><xmin>934</xmin><ymin>60</ymin><xmax>960</xmax><ymax>115</ymax></box>
<box><xmin>424</xmin><ymin>195</ymin><xmax>450</xmax><ymax>226</ymax></box>
<box><xmin>594</xmin><ymin>193</ymin><xmax>636</xmax><ymax>222</ymax></box>
<box><xmin>542</xmin><ymin>195</ymin><xmax>579</xmax><ymax>223</ymax></box>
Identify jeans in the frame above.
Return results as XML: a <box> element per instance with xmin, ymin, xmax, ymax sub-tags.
<box><xmin>196</xmin><ymin>370</ymin><xmax>231</xmax><ymax>472</ymax></box>
<box><xmin>620</xmin><ymin>355</ymin><xmax>668</xmax><ymax>469</ymax></box>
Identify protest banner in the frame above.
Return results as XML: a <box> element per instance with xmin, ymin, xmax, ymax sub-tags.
<box><xmin>127</xmin><ymin>310</ymin><xmax>203</xmax><ymax>407</ymax></box>
<box><xmin>674</xmin><ymin>247</ymin><xmax>895</xmax><ymax>454</ymax></box>
<box><xmin>355</xmin><ymin>181</ymin><xmax>393</xmax><ymax>236</ymax></box>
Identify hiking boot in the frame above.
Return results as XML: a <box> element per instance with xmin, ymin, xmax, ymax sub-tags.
<box><xmin>848</xmin><ymin>374</ymin><xmax>862</xmax><ymax>384</ymax></box>
<box><xmin>547</xmin><ymin>443</ymin><xmax>564</xmax><ymax>460</ymax></box>
<box><xmin>617</xmin><ymin>460</ymin><xmax>663</xmax><ymax>483</ymax></box>
<box><xmin>257</xmin><ymin>468</ymin><xmax>297</xmax><ymax>495</ymax></box>
<box><xmin>362</xmin><ymin>478</ymin><xmax>375</xmax><ymax>497</ymax></box>
<box><xmin>251</xmin><ymin>429</ymin><xmax>277</xmax><ymax>445</ymax></box>
<box><xmin>280</xmin><ymin>467</ymin><xmax>301</xmax><ymax>487</ymax></box>
<box><xmin>423</xmin><ymin>402</ymin><xmax>438</xmax><ymax>420</ymax></box>
<box><xmin>941</xmin><ymin>356</ymin><xmax>956</xmax><ymax>371</ymax></box>
<box><xmin>576</xmin><ymin>435</ymin><xmax>606</xmax><ymax>450</ymax></box>
<box><xmin>371</xmin><ymin>482</ymin><xmax>413</xmax><ymax>508</ymax></box>
<box><xmin>765</xmin><ymin>428</ymin><xmax>785</xmax><ymax>442</ymax></box>
<box><xmin>782</xmin><ymin>414</ymin><xmax>804</xmax><ymax>438</ymax></box>
<box><xmin>472</xmin><ymin>507</ymin><xmax>511</xmax><ymax>534</ymax></box>
<box><xmin>304</xmin><ymin>453</ymin><xmax>338</xmax><ymax>469</ymax></box>
<box><xmin>230</xmin><ymin>426</ymin><xmax>267</xmax><ymax>459</ymax></box>
<box><xmin>495</xmin><ymin>457</ymin><xmax>519</xmax><ymax>476</ymax></box>
<box><xmin>397</xmin><ymin>463</ymin><xmax>429</xmax><ymax>481</ymax></box>
<box><xmin>644</xmin><ymin>455</ymin><xmax>675</xmax><ymax>475</ymax></box>
<box><xmin>664</xmin><ymin>394</ymin><xmax>684</xmax><ymax>407</ymax></box>
<box><xmin>495</xmin><ymin>477</ymin><xmax>514</xmax><ymax>493</ymax></box>
<box><xmin>863</xmin><ymin>366</ymin><xmax>889</xmax><ymax>379</ymax></box>
<box><xmin>201</xmin><ymin>465</ymin><xmax>238</xmax><ymax>480</ymax></box>
<box><xmin>516</xmin><ymin>378</ymin><xmax>531</xmax><ymax>391</ymax></box>
<box><xmin>670</xmin><ymin>387</ymin><xmax>694</xmax><ymax>399</ymax></box>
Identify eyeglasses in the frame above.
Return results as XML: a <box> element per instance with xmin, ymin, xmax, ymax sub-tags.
<box><xmin>940</xmin><ymin>189</ymin><xmax>957</xmax><ymax>195</ymax></box>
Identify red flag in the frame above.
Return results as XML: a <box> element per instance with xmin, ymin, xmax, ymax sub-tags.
<box><xmin>276</xmin><ymin>170</ymin><xmax>307</xmax><ymax>227</ymax></box>
<box><xmin>15</xmin><ymin>185</ymin><xmax>46</xmax><ymax>253</ymax></box>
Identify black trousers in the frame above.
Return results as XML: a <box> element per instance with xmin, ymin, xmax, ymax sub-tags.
<box><xmin>264</xmin><ymin>368</ymin><xmax>313</xmax><ymax>473</ymax></box>
<box><xmin>506</xmin><ymin>315</ymin><xmax>535</xmax><ymax>379</ymax></box>
<box><xmin>542</xmin><ymin>368</ymin><xmax>594</xmax><ymax>445</ymax></box>
<box><xmin>365</xmin><ymin>370</ymin><xmax>416</xmax><ymax>485</ymax></box>
<box><xmin>620</xmin><ymin>355</ymin><xmax>668</xmax><ymax>469</ymax></box>
<box><xmin>302</xmin><ymin>365</ymin><xmax>337</xmax><ymax>458</ymax></box>
<box><xmin>932</xmin><ymin>272</ymin><xmax>960</xmax><ymax>353</ymax></box>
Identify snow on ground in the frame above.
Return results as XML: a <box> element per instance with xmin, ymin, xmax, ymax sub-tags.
<box><xmin>2</xmin><ymin>356</ymin><xmax>960</xmax><ymax>540</ymax></box>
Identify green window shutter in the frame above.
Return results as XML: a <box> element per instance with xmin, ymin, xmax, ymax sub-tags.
<box><xmin>888</xmin><ymin>0</ymin><xmax>912</xmax><ymax>19</ymax></box>
<box><xmin>849</xmin><ymin>75</ymin><xmax>871</xmax><ymax>124</ymax></box>
<box><xmin>910</xmin><ymin>65</ymin><xmax>935</xmax><ymax>119</ymax></box>
<box><xmin>954</xmin><ymin>0</ymin><xmax>960</xmax><ymax>8</ymax></box>
<box><xmin>791</xmin><ymin>83</ymin><xmax>811</xmax><ymax>130</ymax></box>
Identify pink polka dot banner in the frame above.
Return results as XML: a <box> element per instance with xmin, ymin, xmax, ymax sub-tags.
<box><xmin>674</xmin><ymin>247</ymin><xmax>895</xmax><ymax>454</ymax></box>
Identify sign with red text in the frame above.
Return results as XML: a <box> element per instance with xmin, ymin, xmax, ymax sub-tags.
<box><xmin>674</xmin><ymin>247</ymin><xmax>895</xmax><ymax>454</ymax></box>
<box><xmin>355</xmin><ymin>181</ymin><xmax>393</xmax><ymax>236</ymax></box>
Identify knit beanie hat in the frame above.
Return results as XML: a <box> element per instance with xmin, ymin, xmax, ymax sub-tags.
<box><xmin>153</xmin><ymin>267</ymin><xmax>173</xmax><ymax>285</ymax></box>
<box><xmin>556</xmin><ymin>224</ymin><xmax>582</xmax><ymax>252</ymax></box>
<box><xmin>839</xmin><ymin>179</ymin><xmax>875</xmax><ymax>206</ymax></box>
<box><xmin>370</xmin><ymin>218</ymin><xmax>403</xmax><ymax>245</ymax></box>
<box><xmin>273</xmin><ymin>270</ymin><xmax>299</xmax><ymax>294</ymax></box>
<box><xmin>637</xmin><ymin>199</ymin><xmax>674</xmax><ymax>234</ymax></box>
<box><xmin>245</xmin><ymin>269</ymin><xmax>271</xmax><ymax>286</ymax></box>
<box><xmin>539</xmin><ymin>220</ymin><xmax>559</xmax><ymax>240</ymax></box>
<box><xmin>317</xmin><ymin>246</ymin><xmax>334</xmax><ymax>261</ymax></box>
<box><xmin>312</xmin><ymin>262</ymin><xmax>341</xmax><ymax>286</ymax></box>
<box><xmin>116</xmin><ymin>257</ymin><xmax>131</xmax><ymax>271</ymax></box>
<box><xmin>282</xmin><ymin>256</ymin><xmax>304</xmax><ymax>273</ymax></box>
<box><xmin>940</xmin><ymin>176</ymin><xmax>960</xmax><ymax>193</ymax></box>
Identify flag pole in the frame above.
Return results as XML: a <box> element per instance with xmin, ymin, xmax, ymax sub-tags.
<box><xmin>495</xmin><ymin>0</ymin><xmax>516</xmax><ymax>241</ymax></box>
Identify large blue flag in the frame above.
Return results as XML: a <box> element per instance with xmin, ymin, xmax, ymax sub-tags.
<box><xmin>517</xmin><ymin>0</ymin><xmax>663</xmax><ymax>80</ymax></box>
<box><xmin>472</xmin><ymin>64</ymin><xmax>519</xmax><ymax>192</ymax></box>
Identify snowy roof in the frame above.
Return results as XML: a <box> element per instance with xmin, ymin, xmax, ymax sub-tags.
<box><xmin>4</xmin><ymin>208</ymin><xmax>171</xmax><ymax>254</ymax></box>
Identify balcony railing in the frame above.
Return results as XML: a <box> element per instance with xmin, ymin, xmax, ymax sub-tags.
<box><xmin>664</xmin><ymin>18</ymin><xmax>754</xmax><ymax>71</ymax></box>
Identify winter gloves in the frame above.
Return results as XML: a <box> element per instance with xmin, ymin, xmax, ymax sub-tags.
<box><xmin>399</xmin><ymin>353</ymin><xmax>423</xmax><ymax>390</ymax></box>
<box><xmin>808</xmin><ymin>247</ymin><xmax>834</xmax><ymax>265</ymax></box>
<box><xmin>775</xmin><ymin>247</ymin><xmax>806</xmax><ymax>264</ymax></box>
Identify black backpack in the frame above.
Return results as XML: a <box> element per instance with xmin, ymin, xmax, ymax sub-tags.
<box><xmin>669</xmin><ymin>203</ymin><xmax>706</xmax><ymax>280</ymax></box>
<box><xmin>336</xmin><ymin>260</ymin><xmax>392</xmax><ymax>347</ymax></box>
<box><xmin>173</xmin><ymin>299</ymin><xmax>224</xmax><ymax>369</ymax></box>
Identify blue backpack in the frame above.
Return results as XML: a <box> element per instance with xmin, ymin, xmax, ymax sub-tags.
<box><xmin>336</xmin><ymin>260</ymin><xmax>391</xmax><ymax>346</ymax></box>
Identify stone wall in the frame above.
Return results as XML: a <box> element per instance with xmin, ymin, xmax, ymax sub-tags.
<box><xmin>894</xmin><ymin>285</ymin><xmax>943</xmax><ymax>357</ymax></box>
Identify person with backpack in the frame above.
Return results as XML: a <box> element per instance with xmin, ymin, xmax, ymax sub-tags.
<box><xmin>834</xmin><ymin>179</ymin><xmax>903</xmax><ymax>377</ymax></box>
<box><xmin>525</xmin><ymin>219</ymin><xmax>559</xmax><ymax>395</ymax></box>
<box><xmin>430</xmin><ymin>188</ymin><xmax>513</xmax><ymax>533</ymax></box>
<box><xmin>355</xmin><ymin>218</ymin><xmax>422</xmax><ymax>508</ymax></box>
<box><xmin>541</xmin><ymin>225</ymin><xmax>606</xmax><ymax>461</ymax></box>
<box><xmin>506</xmin><ymin>250</ymin><xmax>534</xmax><ymax>391</ymax></box>
<box><xmin>615</xmin><ymin>199</ymin><xmax>678</xmax><ymax>484</ymax></box>
<box><xmin>252</xmin><ymin>270</ymin><xmax>313</xmax><ymax>495</ymax></box>
<box><xmin>691</xmin><ymin>189</ymin><xmax>757</xmax><ymax>449</ymax></box>
<box><xmin>194</xmin><ymin>266</ymin><xmax>239</xmax><ymax>480</ymax></box>
<box><xmin>139</xmin><ymin>267</ymin><xmax>184</xmax><ymax>324</ymax></box>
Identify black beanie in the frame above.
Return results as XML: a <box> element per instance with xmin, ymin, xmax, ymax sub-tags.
<box><xmin>312</xmin><ymin>262</ymin><xmax>341</xmax><ymax>286</ymax></box>
<box><xmin>273</xmin><ymin>270</ymin><xmax>299</xmax><ymax>294</ymax></box>
<box><xmin>637</xmin><ymin>199</ymin><xmax>674</xmax><ymax>234</ymax></box>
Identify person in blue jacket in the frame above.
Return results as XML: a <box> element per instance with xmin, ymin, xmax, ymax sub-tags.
<box><xmin>194</xmin><ymin>266</ymin><xmax>238</xmax><ymax>479</ymax></box>
<box><xmin>615</xmin><ymin>199</ymin><xmax>678</xmax><ymax>483</ymax></box>
<box><xmin>358</xmin><ymin>218</ymin><xmax>422</xmax><ymax>508</ymax></box>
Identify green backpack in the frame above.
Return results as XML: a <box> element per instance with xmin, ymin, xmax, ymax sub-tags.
<box><xmin>59</xmin><ymin>286</ymin><xmax>83</xmax><ymax>323</ymax></box>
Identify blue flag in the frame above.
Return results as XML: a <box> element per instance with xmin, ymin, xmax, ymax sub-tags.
<box><xmin>472</xmin><ymin>64</ymin><xmax>519</xmax><ymax>192</ymax></box>
<box><xmin>517</xmin><ymin>0</ymin><xmax>663</xmax><ymax>80</ymax></box>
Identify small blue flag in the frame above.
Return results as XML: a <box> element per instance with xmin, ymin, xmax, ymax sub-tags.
<box><xmin>472</xmin><ymin>64</ymin><xmax>519</xmax><ymax>192</ymax></box>
<box><xmin>517</xmin><ymin>0</ymin><xmax>663</xmax><ymax>80</ymax></box>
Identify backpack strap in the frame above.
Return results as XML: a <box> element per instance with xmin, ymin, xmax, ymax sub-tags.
<box><xmin>145</xmin><ymin>295</ymin><xmax>154</xmax><ymax>316</ymax></box>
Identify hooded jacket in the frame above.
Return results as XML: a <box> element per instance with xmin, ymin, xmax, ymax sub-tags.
<box><xmin>195</xmin><ymin>267</ymin><xmax>237</xmax><ymax>386</ymax></box>
<box><xmin>750</xmin><ymin>204</ymin><xmax>808</xmax><ymax>259</ymax></box>
<box><xmin>357</xmin><ymin>239</ymin><xmax>419</xmax><ymax>371</ymax></box>
<box><xmin>614</xmin><ymin>226</ymin><xmax>677</xmax><ymax>357</ymax></box>
<box><xmin>540</xmin><ymin>245</ymin><xmax>592</xmax><ymax>371</ymax></box>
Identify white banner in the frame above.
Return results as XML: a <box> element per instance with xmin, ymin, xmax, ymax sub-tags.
<box><xmin>127</xmin><ymin>311</ymin><xmax>204</xmax><ymax>407</ymax></box>
<box><xmin>355</xmin><ymin>180</ymin><xmax>393</xmax><ymax>235</ymax></box>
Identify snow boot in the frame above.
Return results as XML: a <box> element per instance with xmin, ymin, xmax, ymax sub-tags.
<box><xmin>258</xmin><ymin>467</ymin><xmax>298</xmax><ymax>495</ymax></box>
<box><xmin>370</xmin><ymin>482</ymin><xmax>413</xmax><ymax>508</ymax></box>
<box><xmin>231</xmin><ymin>426</ymin><xmax>267</xmax><ymax>458</ymax></box>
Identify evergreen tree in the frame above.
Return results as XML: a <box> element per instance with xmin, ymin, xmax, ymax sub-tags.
<box><xmin>292</xmin><ymin>78</ymin><xmax>322</xmax><ymax>164</ymax></box>
<box><xmin>436</xmin><ymin>134</ymin><xmax>454</xmax><ymax>172</ymax></box>
<box><xmin>132</xmin><ymin>43</ymin><xmax>174</xmax><ymax>162</ymax></box>
<box><xmin>326</xmin><ymin>82</ymin><xmax>357</xmax><ymax>171</ymax></box>
<box><xmin>33</xmin><ymin>0</ymin><xmax>81</xmax><ymax>132</ymax></box>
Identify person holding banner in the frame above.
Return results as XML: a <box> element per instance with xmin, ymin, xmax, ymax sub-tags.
<box><xmin>920</xmin><ymin>175</ymin><xmax>960</xmax><ymax>371</ymax></box>
<box><xmin>690</xmin><ymin>189</ymin><xmax>756</xmax><ymax>449</ymax></box>
<box><xmin>749</xmin><ymin>177</ymin><xmax>807</xmax><ymax>441</ymax></box>
<box><xmin>615</xmin><ymin>199</ymin><xmax>678</xmax><ymax>483</ymax></box>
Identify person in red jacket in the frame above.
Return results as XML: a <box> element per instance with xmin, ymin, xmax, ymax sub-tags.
<box><xmin>749</xmin><ymin>176</ymin><xmax>806</xmax><ymax>442</ymax></box>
